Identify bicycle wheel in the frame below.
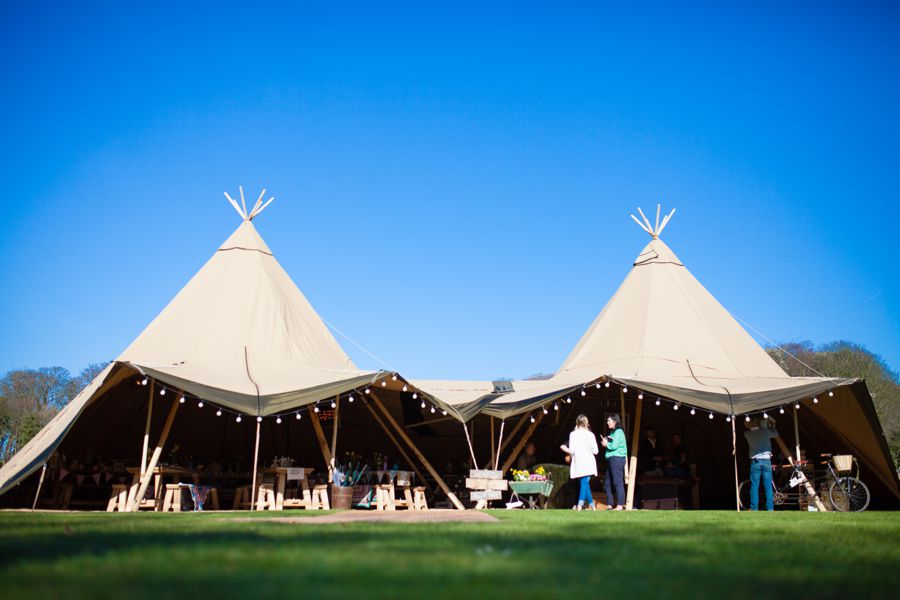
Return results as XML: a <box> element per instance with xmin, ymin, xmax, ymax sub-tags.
<box><xmin>738</xmin><ymin>480</ymin><xmax>750</xmax><ymax>509</ymax></box>
<box><xmin>829</xmin><ymin>476</ymin><xmax>870</xmax><ymax>512</ymax></box>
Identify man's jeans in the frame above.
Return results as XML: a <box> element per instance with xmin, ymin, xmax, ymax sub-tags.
<box><xmin>749</xmin><ymin>458</ymin><xmax>773</xmax><ymax>511</ymax></box>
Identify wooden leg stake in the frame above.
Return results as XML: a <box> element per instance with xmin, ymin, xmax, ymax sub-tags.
<box><xmin>370</xmin><ymin>391</ymin><xmax>465</xmax><ymax>511</ymax></box>
<box><xmin>501</xmin><ymin>411</ymin><xmax>545</xmax><ymax>474</ymax></box>
<box><xmin>625</xmin><ymin>395</ymin><xmax>643</xmax><ymax>510</ymax></box>
<box><xmin>494</xmin><ymin>420</ymin><xmax>505</xmax><ymax>471</ymax></box>
<box><xmin>309</xmin><ymin>405</ymin><xmax>333</xmax><ymax>479</ymax></box>
<box><xmin>128</xmin><ymin>380</ymin><xmax>154</xmax><ymax>508</ymax></box>
<box><xmin>731</xmin><ymin>417</ymin><xmax>740</xmax><ymax>512</ymax></box>
<box><xmin>250</xmin><ymin>419</ymin><xmax>261</xmax><ymax>510</ymax></box>
<box><xmin>128</xmin><ymin>397</ymin><xmax>180</xmax><ymax>512</ymax></box>
<box><xmin>330</xmin><ymin>395</ymin><xmax>340</xmax><ymax>473</ymax></box>
<box><xmin>31</xmin><ymin>463</ymin><xmax>47</xmax><ymax>511</ymax></box>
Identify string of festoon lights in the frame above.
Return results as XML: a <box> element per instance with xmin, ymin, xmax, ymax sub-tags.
<box><xmin>523</xmin><ymin>377</ymin><xmax>837</xmax><ymax>424</ymax></box>
<box><xmin>135</xmin><ymin>372</ymin><xmax>450</xmax><ymax>423</ymax></box>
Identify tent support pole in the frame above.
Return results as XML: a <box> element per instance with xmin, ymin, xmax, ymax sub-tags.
<box><xmin>793</xmin><ymin>405</ymin><xmax>801</xmax><ymax>461</ymax></box>
<box><xmin>620</xmin><ymin>388</ymin><xmax>628</xmax><ymax>485</ymax></box>
<box><xmin>484</xmin><ymin>415</ymin><xmax>528</xmax><ymax>468</ymax></box>
<box><xmin>494</xmin><ymin>420</ymin><xmax>506</xmax><ymax>471</ymax></box>
<box><xmin>362</xmin><ymin>398</ymin><xmax>431</xmax><ymax>492</ymax></box>
<box><xmin>774</xmin><ymin>436</ymin><xmax>827</xmax><ymax>511</ymax></box>
<box><xmin>462</xmin><ymin>423</ymin><xmax>478</xmax><ymax>467</ymax></box>
<box><xmin>731</xmin><ymin>417</ymin><xmax>740</xmax><ymax>511</ymax></box>
<box><xmin>128</xmin><ymin>380</ymin><xmax>155</xmax><ymax>508</ymax></box>
<box><xmin>308</xmin><ymin>405</ymin><xmax>333</xmax><ymax>480</ymax></box>
<box><xmin>330</xmin><ymin>395</ymin><xmax>340</xmax><ymax>473</ymax></box>
<box><xmin>369</xmin><ymin>391</ymin><xmax>465</xmax><ymax>510</ymax></box>
<box><xmin>31</xmin><ymin>463</ymin><xmax>47</xmax><ymax>511</ymax></box>
<box><xmin>128</xmin><ymin>397</ymin><xmax>179</xmax><ymax>512</ymax></box>
<box><xmin>625</xmin><ymin>395</ymin><xmax>643</xmax><ymax>510</ymax></box>
<box><xmin>501</xmin><ymin>411</ymin><xmax>545</xmax><ymax>474</ymax></box>
<box><xmin>250</xmin><ymin>419</ymin><xmax>261</xmax><ymax>510</ymax></box>
<box><xmin>490</xmin><ymin>417</ymin><xmax>495</xmax><ymax>469</ymax></box>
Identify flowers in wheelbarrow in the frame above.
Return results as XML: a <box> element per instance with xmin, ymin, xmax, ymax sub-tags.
<box><xmin>510</xmin><ymin>466</ymin><xmax>548</xmax><ymax>482</ymax></box>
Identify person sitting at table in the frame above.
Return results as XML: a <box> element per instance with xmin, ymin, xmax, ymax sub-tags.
<box><xmin>517</xmin><ymin>442</ymin><xmax>538</xmax><ymax>471</ymax></box>
<box><xmin>638</xmin><ymin>427</ymin><xmax>664</xmax><ymax>475</ymax></box>
<box><xmin>664</xmin><ymin>433</ymin><xmax>689</xmax><ymax>478</ymax></box>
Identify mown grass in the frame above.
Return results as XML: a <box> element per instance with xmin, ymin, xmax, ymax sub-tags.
<box><xmin>0</xmin><ymin>510</ymin><xmax>898</xmax><ymax>599</ymax></box>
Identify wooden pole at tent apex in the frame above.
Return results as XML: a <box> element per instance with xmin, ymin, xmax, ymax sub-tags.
<box><xmin>330</xmin><ymin>395</ymin><xmax>340</xmax><ymax>474</ymax></box>
<box><xmin>501</xmin><ymin>410</ymin><xmax>545</xmax><ymax>474</ymax></box>
<box><xmin>362</xmin><ymin>397</ymin><xmax>431</xmax><ymax>492</ymax></box>
<box><xmin>128</xmin><ymin>397</ymin><xmax>180</xmax><ymax>512</ymax></box>
<box><xmin>31</xmin><ymin>463</ymin><xmax>47</xmax><ymax>511</ymax></box>
<box><xmin>625</xmin><ymin>394</ymin><xmax>643</xmax><ymax>510</ymax></box>
<box><xmin>369</xmin><ymin>390</ymin><xmax>466</xmax><ymax>511</ymax></box>
<box><xmin>308</xmin><ymin>404</ymin><xmax>333</xmax><ymax>481</ymax></box>
<box><xmin>140</xmin><ymin>380</ymin><xmax>155</xmax><ymax>476</ymax></box>
<box><xmin>250</xmin><ymin>419</ymin><xmax>261</xmax><ymax>510</ymax></box>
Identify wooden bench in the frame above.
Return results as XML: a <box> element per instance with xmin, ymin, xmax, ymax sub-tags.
<box><xmin>160</xmin><ymin>484</ymin><xmax>183</xmax><ymax>512</ymax></box>
<box><xmin>465</xmin><ymin>469</ymin><xmax>508</xmax><ymax>509</ymax></box>
<box><xmin>310</xmin><ymin>484</ymin><xmax>330</xmax><ymax>510</ymax></box>
<box><xmin>106</xmin><ymin>484</ymin><xmax>129</xmax><ymax>512</ymax></box>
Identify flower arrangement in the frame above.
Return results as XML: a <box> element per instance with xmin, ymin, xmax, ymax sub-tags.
<box><xmin>510</xmin><ymin>466</ymin><xmax>548</xmax><ymax>482</ymax></box>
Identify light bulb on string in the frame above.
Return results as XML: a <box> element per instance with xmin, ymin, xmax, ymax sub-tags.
<box><xmin>236</xmin><ymin>415</ymin><xmax>242</xmax><ymax>423</ymax></box>
<box><xmin>708</xmin><ymin>412</ymin><xmax>714</xmax><ymax>420</ymax></box>
<box><xmin>430</xmin><ymin>406</ymin><xmax>436</xmax><ymax>414</ymax></box>
<box><xmin>553</xmin><ymin>403</ymin><xmax>559</xmax><ymax>411</ymax></box>
<box><xmin>402</xmin><ymin>385</ymin><xmax>408</xmax><ymax>392</ymax></box>
<box><xmin>779</xmin><ymin>407</ymin><xmax>785</xmax><ymax>414</ymax></box>
<box><xmin>314</xmin><ymin>406</ymin><xmax>320</xmax><ymax>413</ymax></box>
<box><xmin>566</xmin><ymin>397</ymin><xmax>572</xmax><ymax>404</ymax></box>
<box><xmin>655</xmin><ymin>399</ymin><xmax>661</xmax><ymax>406</ymax></box>
<box><xmin>581</xmin><ymin>390</ymin><xmax>586</xmax><ymax>397</ymax></box>
<box><xmin>813</xmin><ymin>397</ymin><xmax>818</xmax><ymax>404</ymax></box>
<box><xmin>595</xmin><ymin>383</ymin><xmax>601</xmax><ymax>389</ymax></box>
<box><xmin>421</xmin><ymin>400</ymin><xmax>426</xmax><ymax>409</ymax></box>
<box><xmin>197</xmin><ymin>400</ymin><xmax>204</xmax><ymax>408</ymax></box>
<box><xmin>795</xmin><ymin>403</ymin><xmax>800</xmax><ymax>410</ymax></box>
<box><xmin>623</xmin><ymin>386</ymin><xmax>628</xmax><ymax>394</ymax></box>
<box><xmin>295</xmin><ymin>412</ymin><xmax>302</xmax><ymax>420</ymax></box>
<box><xmin>638</xmin><ymin>393</ymin><xmax>644</xmax><ymax>400</ymax></box>
<box><xmin>257</xmin><ymin>416</ymin><xmax>263</xmax><ymax>423</ymax></box>
<box><xmin>828</xmin><ymin>390</ymin><xmax>834</xmax><ymax>397</ymax></box>
<box><xmin>690</xmin><ymin>408</ymin><xmax>696</xmax><ymax>416</ymax></box>
<box><xmin>763</xmin><ymin>412</ymin><xmax>769</xmax><ymax>419</ymax></box>
<box><xmin>216</xmin><ymin>409</ymin><xmax>222</xmax><ymax>417</ymax></box>
<box><xmin>141</xmin><ymin>377</ymin><xmax>148</xmax><ymax>386</ymax></box>
<box><xmin>530</xmin><ymin>415</ymin><xmax>536</xmax><ymax>423</ymax></box>
<box><xmin>745</xmin><ymin>415</ymin><xmax>751</xmax><ymax>422</ymax></box>
<box><xmin>442</xmin><ymin>410</ymin><xmax>447</xmax><ymax>416</ymax></box>
<box><xmin>392</xmin><ymin>374</ymin><xmax>397</xmax><ymax>381</ymax></box>
<box><xmin>542</xmin><ymin>407</ymin><xmax>549</xmax><ymax>415</ymax></box>
<box><xmin>365</xmin><ymin>388</ymin><xmax>370</xmax><ymax>395</ymax></box>
<box><xmin>604</xmin><ymin>382</ymin><xmax>610</xmax><ymax>388</ymax></box>
<box><xmin>348</xmin><ymin>395</ymin><xmax>354</xmax><ymax>403</ymax></box>
<box><xmin>381</xmin><ymin>381</ymin><xmax>387</xmax><ymax>387</ymax></box>
<box><xmin>673</xmin><ymin>403</ymin><xmax>679</xmax><ymax>411</ymax></box>
<box><xmin>331</xmin><ymin>400</ymin><xmax>336</xmax><ymax>408</ymax></box>
<box><xmin>725</xmin><ymin>416</ymin><xmax>731</xmax><ymax>423</ymax></box>
<box><xmin>160</xmin><ymin>388</ymin><xmax>166</xmax><ymax>396</ymax></box>
<box><xmin>412</xmin><ymin>393</ymin><xmax>418</xmax><ymax>400</ymax></box>
<box><xmin>276</xmin><ymin>416</ymin><xmax>282</xmax><ymax>424</ymax></box>
<box><xmin>179</xmin><ymin>395</ymin><xmax>185</xmax><ymax>404</ymax></box>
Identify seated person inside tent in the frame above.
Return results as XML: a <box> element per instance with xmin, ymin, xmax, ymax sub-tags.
<box><xmin>638</xmin><ymin>427</ymin><xmax>664</xmax><ymax>475</ymax></box>
<box><xmin>517</xmin><ymin>442</ymin><xmax>538</xmax><ymax>471</ymax></box>
<box><xmin>664</xmin><ymin>434</ymin><xmax>689</xmax><ymax>478</ymax></box>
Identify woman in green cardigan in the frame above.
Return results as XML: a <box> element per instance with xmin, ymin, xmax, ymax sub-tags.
<box><xmin>601</xmin><ymin>414</ymin><xmax>628</xmax><ymax>510</ymax></box>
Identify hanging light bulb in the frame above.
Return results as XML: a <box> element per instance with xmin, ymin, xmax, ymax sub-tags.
<box><xmin>673</xmin><ymin>403</ymin><xmax>679</xmax><ymax>411</ymax></box>
<box><xmin>828</xmin><ymin>390</ymin><xmax>834</xmax><ymax>397</ymax></box>
<box><xmin>236</xmin><ymin>415</ymin><xmax>242</xmax><ymax>423</ymax></box>
<box><xmin>276</xmin><ymin>416</ymin><xmax>282</xmax><ymax>424</ymax></box>
<box><xmin>566</xmin><ymin>397</ymin><xmax>572</xmax><ymax>404</ymax></box>
<box><xmin>581</xmin><ymin>390</ymin><xmax>587</xmax><ymax>397</ymax></box>
<box><xmin>348</xmin><ymin>394</ymin><xmax>354</xmax><ymax>403</ymax></box>
<box><xmin>604</xmin><ymin>382</ymin><xmax>610</xmax><ymax>388</ymax></box>
<box><xmin>595</xmin><ymin>383</ymin><xmax>601</xmax><ymax>389</ymax></box>
<box><xmin>795</xmin><ymin>402</ymin><xmax>800</xmax><ymax>410</ymax></box>
<box><xmin>314</xmin><ymin>406</ymin><xmax>320</xmax><ymax>413</ymax></box>
<box><xmin>553</xmin><ymin>403</ymin><xmax>559</xmax><ymax>411</ymax></box>
<box><xmin>255</xmin><ymin>416</ymin><xmax>261</xmax><ymax>423</ymax></box>
<box><xmin>197</xmin><ymin>400</ymin><xmax>204</xmax><ymax>408</ymax></box>
<box><xmin>216</xmin><ymin>409</ymin><xmax>222</xmax><ymax>417</ymax></box>
<box><xmin>160</xmin><ymin>388</ymin><xmax>166</xmax><ymax>396</ymax></box>
<box><xmin>745</xmin><ymin>415</ymin><xmax>751</xmax><ymax>422</ymax></box>
<box><xmin>381</xmin><ymin>381</ymin><xmax>387</xmax><ymax>387</ymax></box>
<box><xmin>392</xmin><ymin>374</ymin><xmax>397</xmax><ymax>381</ymax></box>
<box><xmin>430</xmin><ymin>406</ymin><xmax>436</xmax><ymax>414</ymax></box>
<box><xmin>296</xmin><ymin>412</ymin><xmax>302</xmax><ymax>420</ymax></box>
<box><xmin>442</xmin><ymin>410</ymin><xmax>447</xmax><ymax>416</ymax></box>
<box><xmin>763</xmin><ymin>412</ymin><xmax>769</xmax><ymax>419</ymax></box>
<box><xmin>141</xmin><ymin>377</ymin><xmax>148</xmax><ymax>386</ymax></box>
<box><xmin>331</xmin><ymin>400</ymin><xmax>336</xmax><ymax>408</ymax></box>
<box><xmin>179</xmin><ymin>395</ymin><xmax>185</xmax><ymax>404</ymax></box>
<box><xmin>623</xmin><ymin>386</ymin><xmax>628</xmax><ymax>394</ymax></box>
<box><xmin>813</xmin><ymin>397</ymin><xmax>818</xmax><ymax>404</ymax></box>
<box><xmin>365</xmin><ymin>388</ymin><xmax>371</xmax><ymax>394</ymax></box>
<box><xmin>725</xmin><ymin>416</ymin><xmax>731</xmax><ymax>423</ymax></box>
<box><xmin>542</xmin><ymin>407</ymin><xmax>549</xmax><ymax>415</ymax></box>
<box><xmin>402</xmin><ymin>385</ymin><xmax>408</xmax><ymax>392</ymax></box>
<box><xmin>530</xmin><ymin>415</ymin><xmax>536</xmax><ymax>423</ymax></box>
<box><xmin>655</xmin><ymin>399</ymin><xmax>661</xmax><ymax>406</ymax></box>
<box><xmin>421</xmin><ymin>400</ymin><xmax>426</xmax><ymax>409</ymax></box>
<box><xmin>708</xmin><ymin>412</ymin><xmax>714</xmax><ymax>420</ymax></box>
<box><xmin>412</xmin><ymin>393</ymin><xmax>418</xmax><ymax>400</ymax></box>
<box><xmin>779</xmin><ymin>407</ymin><xmax>785</xmax><ymax>414</ymax></box>
<box><xmin>638</xmin><ymin>393</ymin><xmax>644</xmax><ymax>400</ymax></box>
<box><xmin>690</xmin><ymin>408</ymin><xmax>696</xmax><ymax>416</ymax></box>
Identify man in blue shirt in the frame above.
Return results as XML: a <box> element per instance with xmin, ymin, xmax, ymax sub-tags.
<box><xmin>744</xmin><ymin>417</ymin><xmax>779</xmax><ymax>511</ymax></box>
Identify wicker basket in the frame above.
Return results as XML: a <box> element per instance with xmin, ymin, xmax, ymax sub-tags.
<box><xmin>832</xmin><ymin>455</ymin><xmax>853</xmax><ymax>474</ymax></box>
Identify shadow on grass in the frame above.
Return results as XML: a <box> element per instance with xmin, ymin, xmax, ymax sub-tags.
<box><xmin>0</xmin><ymin>512</ymin><xmax>897</xmax><ymax>600</ymax></box>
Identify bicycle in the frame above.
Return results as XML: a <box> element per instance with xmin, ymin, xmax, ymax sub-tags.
<box><xmin>739</xmin><ymin>453</ymin><xmax>870</xmax><ymax>512</ymax></box>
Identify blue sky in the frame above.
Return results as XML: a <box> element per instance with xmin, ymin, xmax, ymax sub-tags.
<box><xmin>1</xmin><ymin>2</ymin><xmax>898</xmax><ymax>379</ymax></box>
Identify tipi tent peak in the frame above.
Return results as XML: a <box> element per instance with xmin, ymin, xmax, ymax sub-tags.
<box><xmin>629</xmin><ymin>203</ymin><xmax>675</xmax><ymax>240</ymax></box>
<box><xmin>224</xmin><ymin>186</ymin><xmax>275</xmax><ymax>221</ymax></box>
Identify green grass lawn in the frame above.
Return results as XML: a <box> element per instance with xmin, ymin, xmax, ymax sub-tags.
<box><xmin>1</xmin><ymin>510</ymin><xmax>898</xmax><ymax>599</ymax></box>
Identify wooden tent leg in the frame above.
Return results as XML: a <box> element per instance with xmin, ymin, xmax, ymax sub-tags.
<box><xmin>484</xmin><ymin>415</ymin><xmax>528</xmax><ymax>469</ymax></box>
<box><xmin>330</xmin><ymin>395</ymin><xmax>340</xmax><ymax>474</ymax></box>
<box><xmin>128</xmin><ymin>398</ymin><xmax>180</xmax><ymax>512</ymax></box>
<box><xmin>369</xmin><ymin>392</ymin><xmax>465</xmax><ymax>511</ymax></box>
<box><xmin>362</xmin><ymin>399</ymin><xmax>431</xmax><ymax>492</ymax></box>
<box><xmin>490</xmin><ymin>417</ymin><xmax>495</xmax><ymax>469</ymax></box>
<box><xmin>625</xmin><ymin>396</ymin><xmax>643</xmax><ymax>510</ymax></box>
<box><xmin>31</xmin><ymin>463</ymin><xmax>47</xmax><ymax>511</ymax></box>
<box><xmin>731</xmin><ymin>417</ymin><xmax>740</xmax><ymax>512</ymax></box>
<box><xmin>128</xmin><ymin>381</ymin><xmax>154</xmax><ymax>508</ymax></box>
<box><xmin>620</xmin><ymin>388</ymin><xmax>628</xmax><ymax>485</ymax></box>
<box><xmin>309</xmin><ymin>405</ymin><xmax>333</xmax><ymax>479</ymax></box>
<box><xmin>494</xmin><ymin>420</ymin><xmax>506</xmax><ymax>471</ymax></box>
<box><xmin>501</xmin><ymin>411</ymin><xmax>545</xmax><ymax>474</ymax></box>
<box><xmin>793</xmin><ymin>405</ymin><xmax>801</xmax><ymax>461</ymax></box>
<box><xmin>250</xmin><ymin>419</ymin><xmax>261</xmax><ymax>510</ymax></box>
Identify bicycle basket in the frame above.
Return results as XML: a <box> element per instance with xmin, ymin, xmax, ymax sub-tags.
<box><xmin>833</xmin><ymin>455</ymin><xmax>853</xmax><ymax>474</ymax></box>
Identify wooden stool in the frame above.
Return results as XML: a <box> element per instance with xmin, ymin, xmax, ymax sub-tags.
<box><xmin>56</xmin><ymin>484</ymin><xmax>73</xmax><ymax>509</ymax></box>
<box><xmin>161</xmin><ymin>484</ymin><xmax>183</xmax><ymax>512</ymax></box>
<box><xmin>233</xmin><ymin>486</ymin><xmax>250</xmax><ymax>510</ymax></box>
<box><xmin>311</xmin><ymin>484</ymin><xmax>330</xmax><ymax>510</ymax></box>
<box><xmin>394</xmin><ymin>484</ymin><xmax>413</xmax><ymax>510</ymax></box>
<box><xmin>375</xmin><ymin>484</ymin><xmax>395</xmax><ymax>511</ymax></box>
<box><xmin>207</xmin><ymin>488</ymin><xmax>220</xmax><ymax>510</ymax></box>
<box><xmin>412</xmin><ymin>486</ymin><xmax>428</xmax><ymax>511</ymax></box>
<box><xmin>256</xmin><ymin>484</ymin><xmax>276</xmax><ymax>510</ymax></box>
<box><xmin>106</xmin><ymin>484</ymin><xmax>128</xmax><ymax>512</ymax></box>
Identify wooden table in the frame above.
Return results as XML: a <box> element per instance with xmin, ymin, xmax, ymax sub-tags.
<box><xmin>127</xmin><ymin>466</ymin><xmax>199</xmax><ymax>511</ymax></box>
<box><xmin>261</xmin><ymin>467</ymin><xmax>315</xmax><ymax>510</ymax></box>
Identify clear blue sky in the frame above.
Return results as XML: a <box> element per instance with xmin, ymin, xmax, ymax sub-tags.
<box><xmin>1</xmin><ymin>2</ymin><xmax>898</xmax><ymax>380</ymax></box>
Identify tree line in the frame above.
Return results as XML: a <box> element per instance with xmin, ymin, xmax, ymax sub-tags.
<box><xmin>1</xmin><ymin>342</ymin><xmax>898</xmax><ymax>468</ymax></box>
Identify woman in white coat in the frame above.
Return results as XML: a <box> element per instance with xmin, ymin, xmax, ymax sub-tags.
<box><xmin>560</xmin><ymin>414</ymin><xmax>599</xmax><ymax>510</ymax></box>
